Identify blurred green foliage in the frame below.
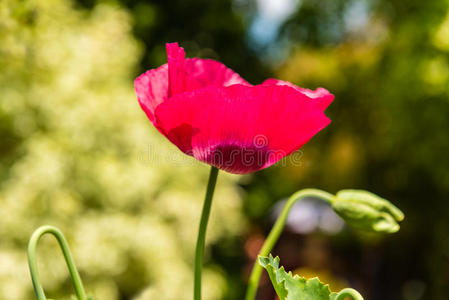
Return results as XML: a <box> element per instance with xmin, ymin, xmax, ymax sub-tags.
<box><xmin>0</xmin><ymin>0</ymin><xmax>244</xmax><ymax>299</ymax></box>
<box><xmin>243</xmin><ymin>0</ymin><xmax>449</xmax><ymax>299</ymax></box>
<box><xmin>75</xmin><ymin>0</ymin><xmax>270</xmax><ymax>82</ymax></box>
<box><xmin>1</xmin><ymin>0</ymin><xmax>449</xmax><ymax>299</ymax></box>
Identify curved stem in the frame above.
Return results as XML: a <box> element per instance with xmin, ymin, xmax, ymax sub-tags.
<box><xmin>194</xmin><ymin>166</ymin><xmax>219</xmax><ymax>300</ymax></box>
<box><xmin>27</xmin><ymin>225</ymin><xmax>87</xmax><ymax>300</ymax></box>
<box><xmin>245</xmin><ymin>188</ymin><xmax>334</xmax><ymax>300</ymax></box>
<box><xmin>335</xmin><ymin>288</ymin><xmax>364</xmax><ymax>300</ymax></box>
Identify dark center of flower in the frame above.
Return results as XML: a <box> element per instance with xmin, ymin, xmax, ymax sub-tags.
<box><xmin>203</xmin><ymin>142</ymin><xmax>271</xmax><ymax>174</ymax></box>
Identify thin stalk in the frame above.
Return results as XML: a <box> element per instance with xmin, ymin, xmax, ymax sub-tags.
<box><xmin>27</xmin><ymin>225</ymin><xmax>87</xmax><ymax>300</ymax></box>
<box><xmin>194</xmin><ymin>166</ymin><xmax>219</xmax><ymax>300</ymax></box>
<box><xmin>335</xmin><ymin>288</ymin><xmax>364</xmax><ymax>300</ymax></box>
<box><xmin>245</xmin><ymin>188</ymin><xmax>334</xmax><ymax>300</ymax></box>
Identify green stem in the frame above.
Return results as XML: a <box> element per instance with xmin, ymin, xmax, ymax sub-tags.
<box><xmin>244</xmin><ymin>188</ymin><xmax>334</xmax><ymax>300</ymax></box>
<box><xmin>27</xmin><ymin>225</ymin><xmax>87</xmax><ymax>300</ymax></box>
<box><xmin>335</xmin><ymin>288</ymin><xmax>364</xmax><ymax>300</ymax></box>
<box><xmin>194</xmin><ymin>166</ymin><xmax>219</xmax><ymax>300</ymax></box>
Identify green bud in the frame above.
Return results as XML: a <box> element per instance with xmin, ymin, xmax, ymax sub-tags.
<box><xmin>331</xmin><ymin>189</ymin><xmax>404</xmax><ymax>233</ymax></box>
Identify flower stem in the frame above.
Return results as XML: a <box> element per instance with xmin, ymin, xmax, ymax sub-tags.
<box><xmin>335</xmin><ymin>288</ymin><xmax>364</xmax><ymax>300</ymax></box>
<box><xmin>194</xmin><ymin>166</ymin><xmax>219</xmax><ymax>300</ymax></box>
<box><xmin>244</xmin><ymin>188</ymin><xmax>334</xmax><ymax>300</ymax></box>
<box><xmin>27</xmin><ymin>225</ymin><xmax>87</xmax><ymax>300</ymax></box>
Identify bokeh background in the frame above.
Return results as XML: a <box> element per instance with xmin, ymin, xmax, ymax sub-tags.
<box><xmin>1</xmin><ymin>0</ymin><xmax>449</xmax><ymax>299</ymax></box>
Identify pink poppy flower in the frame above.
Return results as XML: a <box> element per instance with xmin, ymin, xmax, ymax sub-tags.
<box><xmin>135</xmin><ymin>43</ymin><xmax>333</xmax><ymax>174</ymax></box>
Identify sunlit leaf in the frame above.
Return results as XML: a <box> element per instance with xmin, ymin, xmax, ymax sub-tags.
<box><xmin>259</xmin><ymin>254</ymin><xmax>337</xmax><ymax>300</ymax></box>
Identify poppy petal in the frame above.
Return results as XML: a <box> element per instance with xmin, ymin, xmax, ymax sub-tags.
<box><xmin>135</xmin><ymin>43</ymin><xmax>250</xmax><ymax>123</ymax></box>
<box><xmin>184</xmin><ymin>58</ymin><xmax>250</xmax><ymax>88</ymax></box>
<box><xmin>166</xmin><ymin>42</ymin><xmax>250</xmax><ymax>97</ymax></box>
<box><xmin>262</xmin><ymin>78</ymin><xmax>334</xmax><ymax>111</ymax></box>
<box><xmin>135</xmin><ymin>64</ymin><xmax>168</xmax><ymax>123</ymax></box>
<box><xmin>154</xmin><ymin>84</ymin><xmax>331</xmax><ymax>174</ymax></box>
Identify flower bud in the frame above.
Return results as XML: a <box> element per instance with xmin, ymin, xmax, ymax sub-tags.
<box><xmin>331</xmin><ymin>189</ymin><xmax>404</xmax><ymax>233</ymax></box>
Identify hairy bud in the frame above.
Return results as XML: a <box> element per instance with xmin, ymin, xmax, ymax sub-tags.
<box><xmin>331</xmin><ymin>190</ymin><xmax>404</xmax><ymax>233</ymax></box>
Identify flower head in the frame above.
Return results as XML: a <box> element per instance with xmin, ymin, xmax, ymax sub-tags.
<box><xmin>135</xmin><ymin>43</ymin><xmax>334</xmax><ymax>174</ymax></box>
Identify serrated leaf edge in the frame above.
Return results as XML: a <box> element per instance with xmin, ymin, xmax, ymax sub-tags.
<box><xmin>259</xmin><ymin>254</ymin><xmax>333</xmax><ymax>300</ymax></box>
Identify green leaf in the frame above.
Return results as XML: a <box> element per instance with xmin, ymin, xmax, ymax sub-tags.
<box><xmin>258</xmin><ymin>254</ymin><xmax>337</xmax><ymax>300</ymax></box>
